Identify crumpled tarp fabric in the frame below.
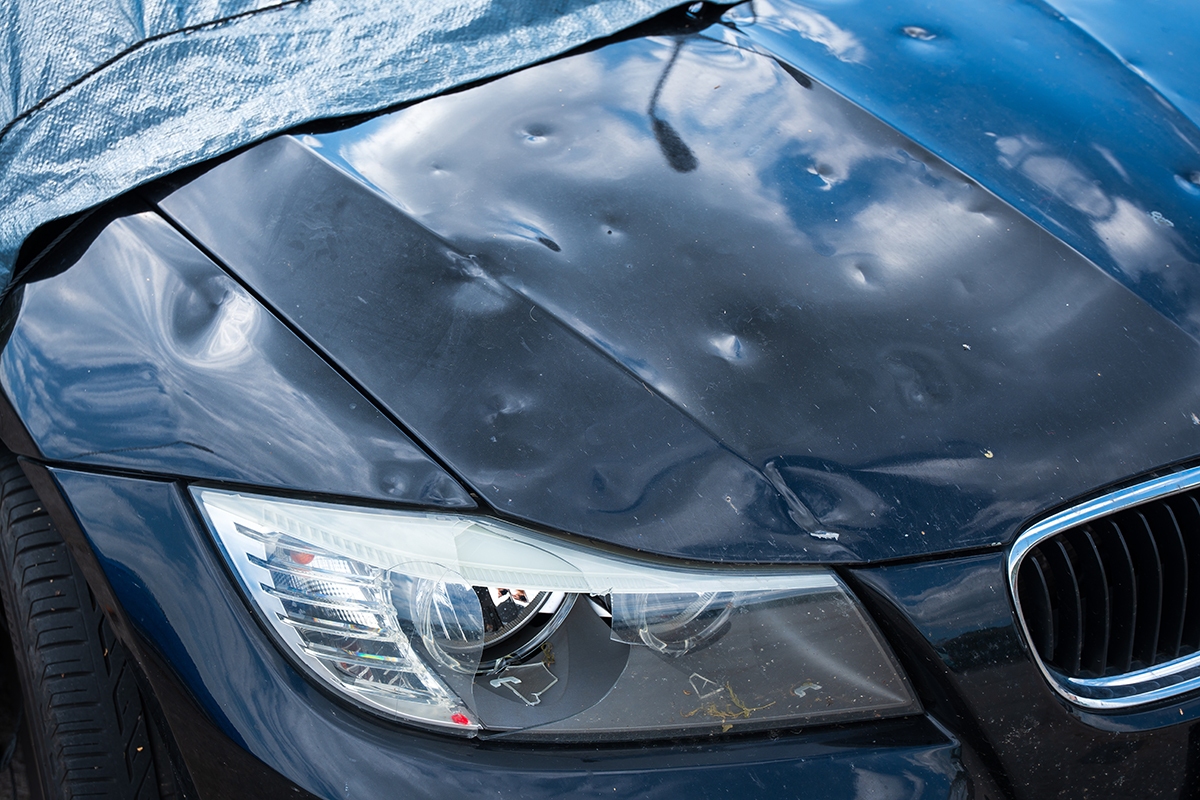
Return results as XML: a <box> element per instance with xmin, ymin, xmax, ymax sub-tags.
<box><xmin>0</xmin><ymin>0</ymin><xmax>681</xmax><ymax>285</ymax></box>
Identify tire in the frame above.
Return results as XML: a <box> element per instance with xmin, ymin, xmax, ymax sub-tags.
<box><xmin>0</xmin><ymin>456</ymin><xmax>165</xmax><ymax>799</ymax></box>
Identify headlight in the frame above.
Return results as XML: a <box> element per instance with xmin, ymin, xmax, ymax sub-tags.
<box><xmin>194</xmin><ymin>488</ymin><xmax>917</xmax><ymax>740</ymax></box>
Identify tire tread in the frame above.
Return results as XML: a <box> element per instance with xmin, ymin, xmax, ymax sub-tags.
<box><xmin>0</xmin><ymin>457</ymin><xmax>161</xmax><ymax>799</ymax></box>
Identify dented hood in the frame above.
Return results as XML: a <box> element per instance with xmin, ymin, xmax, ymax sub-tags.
<box><xmin>156</xmin><ymin>1</ymin><xmax>1200</xmax><ymax>564</ymax></box>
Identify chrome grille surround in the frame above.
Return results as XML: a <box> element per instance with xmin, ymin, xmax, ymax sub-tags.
<box><xmin>1007</xmin><ymin>465</ymin><xmax>1200</xmax><ymax>710</ymax></box>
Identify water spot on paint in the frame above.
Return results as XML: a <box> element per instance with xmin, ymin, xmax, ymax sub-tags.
<box><xmin>1150</xmin><ymin>211</ymin><xmax>1175</xmax><ymax>227</ymax></box>
<box><xmin>902</xmin><ymin>26</ymin><xmax>936</xmax><ymax>41</ymax></box>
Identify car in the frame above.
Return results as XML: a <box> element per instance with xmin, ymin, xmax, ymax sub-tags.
<box><xmin>0</xmin><ymin>0</ymin><xmax>1198</xmax><ymax>797</ymax></box>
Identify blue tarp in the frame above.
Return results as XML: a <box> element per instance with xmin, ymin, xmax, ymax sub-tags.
<box><xmin>0</xmin><ymin>0</ymin><xmax>681</xmax><ymax>285</ymax></box>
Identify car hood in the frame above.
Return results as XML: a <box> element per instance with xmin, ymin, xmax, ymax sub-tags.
<box><xmin>156</xmin><ymin>2</ymin><xmax>1200</xmax><ymax>565</ymax></box>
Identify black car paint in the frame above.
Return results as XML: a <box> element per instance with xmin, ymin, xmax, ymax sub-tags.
<box><xmin>0</xmin><ymin>202</ymin><xmax>472</xmax><ymax>510</ymax></box>
<box><xmin>1</xmin><ymin>4</ymin><xmax>1199</xmax><ymax>799</ymax></box>
<box><xmin>850</xmin><ymin>557</ymin><xmax>1200</xmax><ymax>798</ymax></box>
<box><xmin>153</xmin><ymin>28</ymin><xmax>1200</xmax><ymax>566</ymax></box>
<box><xmin>724</xmin><ymin>0</ymin><xmax>1200</xmax><ymax>342</ymax></box>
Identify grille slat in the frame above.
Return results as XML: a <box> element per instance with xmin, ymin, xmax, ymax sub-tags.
<box><xmin>1018</xmin><ymin>555</ymin><xmax>1054</xmax><ymax>658</ymax></box>
<box><xmin>1043</xmin><ymin>539</ymin><xmax>1084</xmax><ymax>675</ymax></box>
<box><xmin>1148</xmin><ymin>503</ymin><xmax>1187</xmax><ymax>661</ymax></box>
<box><xmin>1125</xmin><ymin>513</ymin><xmax>1163</xmax><ymax>667</ymax></box>
<box><xmin>1066</xmin><ymin>529</ymin><xmax>1110</xmax><ymax>675</ymax></box>
<box><xmin>1172</xmin><ymin>495</ymin><xmax>1200</xmax><ymax>652</ymax></box>
<box><xmin>1092</xmin><ymin>519</ymin><xmax>1137</xmax><ymax>675</ymax></box>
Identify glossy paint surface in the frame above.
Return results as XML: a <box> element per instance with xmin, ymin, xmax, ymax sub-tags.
<box><xmin>159</xmin><ymin>135</ymin><xmax>823</xmax><ymax>563</ymax></box>
<box><xmin>851</xmin><ymin>555</ymin><xmax>1200</xmax><ymax>798</ymax></box>
<box><xmin>161</xmin><ymin>23</ymin><xmax>1200</xmax><ymax>563</ymax></box>
<box><xmin>0</xmin><ymin>204</ymin><xmax>472</xmax><ymax>507</ymax></box>
<box><xmin>8</xmin><ymin>3</ymin><xmax>1200</xmax><ymax>798</ymax></box>
<box><xmin>725</xmin><ymin>0</ymin><xmax>1200</xmax><ymax>337</ymax></box>
<box><xmin>49</xmin><ymin>466</ymin><xmax>967</xmax><ymax>800</ymax></box>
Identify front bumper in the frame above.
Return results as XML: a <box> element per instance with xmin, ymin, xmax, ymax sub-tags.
<box><xmin>27</xmin><ymin>458</ymin><xmax>1200</xmax><ymax>799</ymax></box>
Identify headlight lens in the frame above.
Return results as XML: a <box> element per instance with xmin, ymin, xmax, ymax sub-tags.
<box><xmin>194</xmin><ymin>488</ymin><xmax>917</xmax><ymax>740</ymax></box>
